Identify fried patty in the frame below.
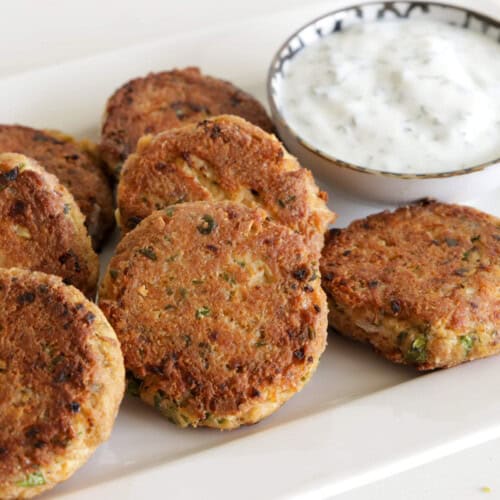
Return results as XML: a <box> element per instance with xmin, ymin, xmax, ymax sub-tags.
<box><xmin>0</xmin><ymin>268</ymin><xmax>124</xmax><ymax>499</ymax></box>
<box><xmin>320</xmin><ymin>200</ymin><xmax>500</xmax><ymax>370</ymax></box>
<box><xmin>0</xmin><ymin>125</ymin><xmax>114</xmax><ymax>250</ymax></box>
<box><xmin>99</xmin><ymin>201</ymin><xmax>327</xmax><ymax>429</ymax></box>
<box><xmin>0</xmin><ymin>153</ymin><xmax>99</xmax><ymax>297</ymax></box>
<box><xmin>117</xmin><ymin>115</ymin><xmax>334</xmax><ymax>254</ymax></box>
<box><xmin>100</xmin><ymin>67</ymin><xmax>275</xmax><ymax>177</ymax></box>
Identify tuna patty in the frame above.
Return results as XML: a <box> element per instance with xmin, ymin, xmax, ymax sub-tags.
<box><xmin>99</xmin><ymin>201</ymin><xmax>328</xmax><ymax>429</ymax></box>
<box><xmin>320</xmin><ymin>200</ymin><xmax>500</xmax><ymax>370</ymax></box>
<box><xmin>0</xmin><ymin>268</ymin><xmax>124</xmax><ymax>499</ymax></box>
<box><xmin>0</xmin><ymin>153</ymin><xmax>99</xmax><ymax>297</ymax></box>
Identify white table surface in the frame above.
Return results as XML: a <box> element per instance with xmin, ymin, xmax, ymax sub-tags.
<box><xmin>2</xmin><ymin>1</ymin><xmax>500</xmax><ymax>499</ymax></box>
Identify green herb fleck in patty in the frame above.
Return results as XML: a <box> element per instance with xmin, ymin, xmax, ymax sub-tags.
<box><xmin>277</xmin><ymin>195</ymin><xmax>296</xmax><ymax>208</ymax></box>
<box><xmin>197</xmin><ymin>215</ymin><xmax>217</xmax><ymax>235</ymax></box>
<box><xmin>16</xmin><ymin>472</ymin><xmax>46</xmax><ymax>487</ymax></box>
<box><xmin>460</xmin><ymin>334</ymin><xmax>474</xmax><ymax>356</ymax></box>
<box><xmin>138</xmin><ymin>247</ymin><xmax>157</xmax><ymax>261</ymax></box>
<box><xmin>221</xmin><ymin>272</ymin><xmax>236</xmax><ymax>285</ymax></box>
<box><xmin>154</xmin><ymin>390</ymin><xmax>165</xmax><ymax>410</ymax></box>
<box><xmin>405</xmin><ymin>335</ymin><xmax>427</xmax><ymax>363</ymax></box>
<box><xmin>196</xmin><ymin>306</ymin><xmax>211</xmax><ymax>319</ymax></box>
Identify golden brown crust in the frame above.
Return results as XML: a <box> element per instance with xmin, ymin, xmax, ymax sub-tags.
<box><xmin>99</xmin><ymin>202</ymin><xmax>327</xmax><ymax>429</ymax></box>
<box><xmin>0</xmin><ymin>268</ymin><xmax>124</xmax><ymax>499</ymax></box>
<box><xmin>117</xmin><ymin>115</ymin><xmax>334</xmax><ymax>255</ymax></box>
<box><xmin>320</xmin><ymin>200</ymin><xmax>500</xmax><ymax>370</ymax></box>
<box><xmin>100</xmin><ymin>67</ymin><xmax>275</xmax><ymax>176</ymax></box>
<box><xmin>0</xmin><ymin>153</ymin><xmax>99</xmax><ymax>297</ymax></box>
<box><xmin>0</xmin><ymin>124</ymin><xmax>114</xmax><ymax>249</ymax></box>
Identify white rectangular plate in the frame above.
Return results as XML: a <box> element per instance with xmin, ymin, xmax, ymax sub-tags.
<box><xmin>0</xmin><ymin>2</ymin><xmax>498</xmax><ymax>499</ymax></box>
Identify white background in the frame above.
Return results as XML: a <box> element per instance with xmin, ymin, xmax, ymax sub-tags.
<box><xmin>2</xmin><ymin>1</ymin><xmax>500</xmax><ymax>498</ymax></box>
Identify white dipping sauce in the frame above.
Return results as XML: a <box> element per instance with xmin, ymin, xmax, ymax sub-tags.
<box><xmin>281</xmin><ymin>20</ymin><xmax>500</xmax><ymax>173</ymax></box>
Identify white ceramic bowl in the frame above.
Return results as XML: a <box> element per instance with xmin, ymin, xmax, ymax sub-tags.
<box><xmin>267</xmin><ymin>1</ymin><xmax>500</xmax><ymax>204</ymax></box>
